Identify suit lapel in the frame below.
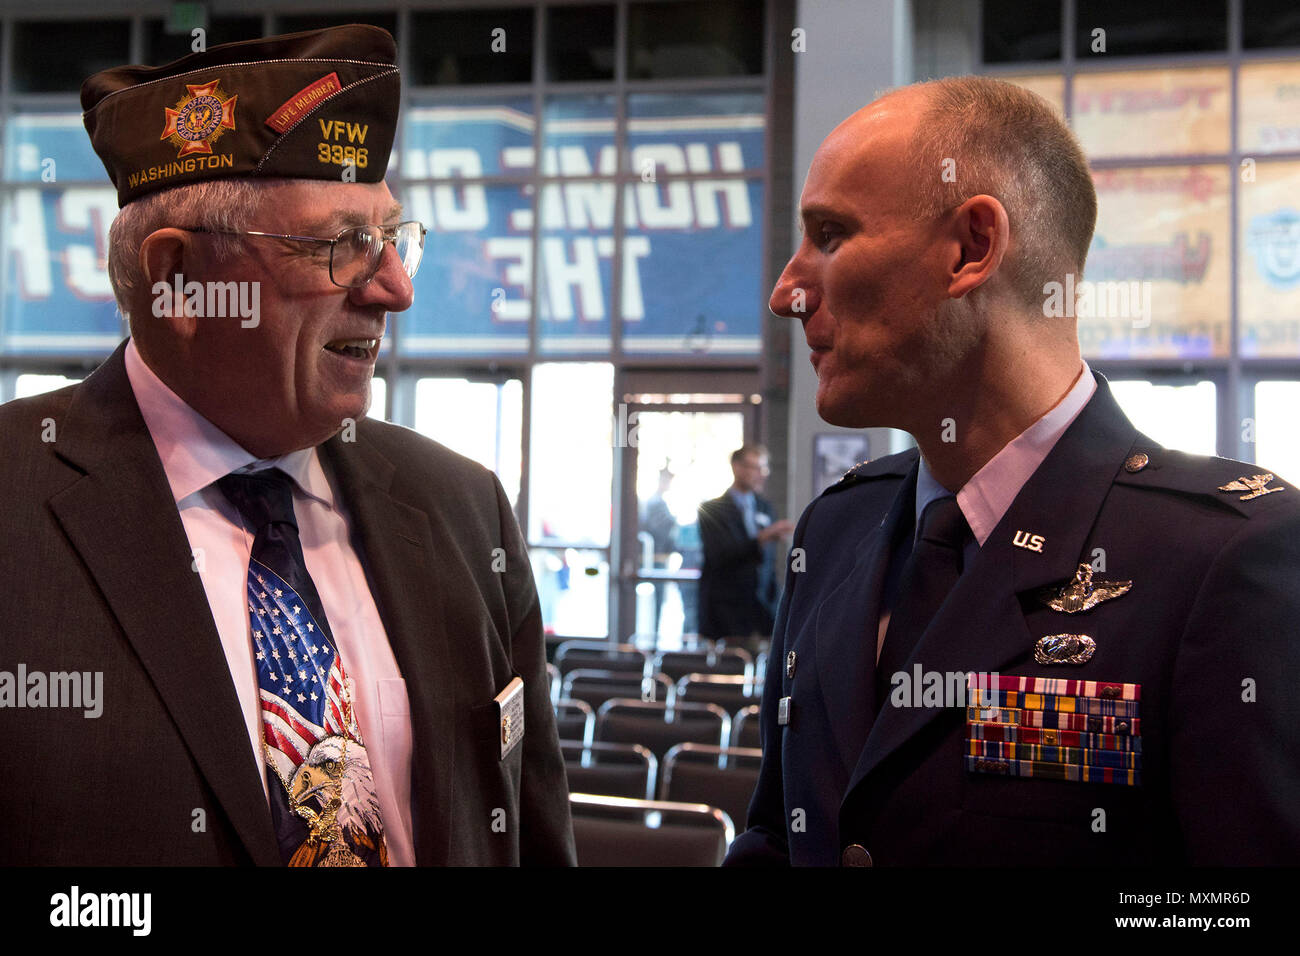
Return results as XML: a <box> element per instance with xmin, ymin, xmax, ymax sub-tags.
<box><xmin>813</xmin><ymin>463</ymin><xmax>917</xmax><ymax>779</ymax></box>
<box><xmin>49</xmin><ymin>343</ymin><xmax>281</xmax><ymax>865</ymax></box>
<box><xmin>846</xmin><ymin>375</ymin><xmax>1142</xmax><ymax>795</ymax></box>
<box><xmin>318</xmin><ymin>431</ymin><xmax>456</xmax><ymax>867</ymax></box>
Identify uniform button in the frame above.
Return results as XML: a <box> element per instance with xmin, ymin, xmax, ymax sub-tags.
<box><xmin>842</xmin><ymin>844</ymin><xmax>873</xmax><ymax>867</ymax></box>
<box><xmin>786</xmin><ymin>651</ymin><xmax>797</xmax><ymax>679</ymax></box>
<box><xmin>1124</xmin><ymin>453</ymin><xmax>1149</xmax><ymax>473</ymax></box>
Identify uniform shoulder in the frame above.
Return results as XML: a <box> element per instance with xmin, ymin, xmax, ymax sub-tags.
<box><xmin>1114</xmin><ymin>443</ymin><xmax>1298</xmax><ymax>520</ymax></box>
<box><xmin>822</xmin><ymin>447</ymin><xmax>918</xmax><ymax>496</ymax></box>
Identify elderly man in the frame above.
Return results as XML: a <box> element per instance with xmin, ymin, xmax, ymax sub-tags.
<box><xmin>0</xmin><ymin>26</ymin><xmax>574</xmax><ymax>866</ymax></box>
<box><xmin>726</xmin><ymin>76</ymin><xmax>1300</xmax><ymax>866</ymax></box>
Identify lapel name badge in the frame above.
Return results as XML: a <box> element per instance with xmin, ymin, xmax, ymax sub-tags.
<box><xmin>494</xmin><ymin>676</ymin><xmax>525</xmax><ymax>760</ymax></box>
<box><xmin>1219</xmin><ymin>473</ymin><xmax>1283</xmax><ymax>501</ymax></box>
<box><xmin>777</xmin><ymin>696</ymin><xmax>792</xmax><ymax>726</ymax></box>
<box><xmin>1042</xmin><ymin>563</ymin><xmax>1132</xmax><ymax>613</ymax></box>
<box><xmin>1012</xmin><ymin>530</ymin><xmax>1046</xmax><ymax>553</ymax></box>
<box><xmin>1034</xmin><ymin>633</ymin><xmax>1096</xmax><ymax>666</ymax></box>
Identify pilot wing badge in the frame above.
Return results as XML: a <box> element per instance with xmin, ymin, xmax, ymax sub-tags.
<box><xmin>1041</xmin><ymin>563</ymin><xmax>1132</xmax><ymax>614</ymax></box>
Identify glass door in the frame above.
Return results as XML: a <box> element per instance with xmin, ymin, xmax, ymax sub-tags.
<box><xmin>617</xmin><ymin>401</ymin><xmax>754</xmax><ymax>648</ymax></box>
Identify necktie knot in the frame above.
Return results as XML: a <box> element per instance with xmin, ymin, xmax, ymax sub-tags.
<box><xmin>217</xmin><ymin>468</ymin><xmax>298</xmax><ymax>533</ymax></box>
<box><xmin>918</xmin><ymin>495</ymin><xmax>969</xmax><ymax>553</ymax></box>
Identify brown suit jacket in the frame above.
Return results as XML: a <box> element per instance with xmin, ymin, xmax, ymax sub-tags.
<box><xmin>0</xmin><ymin>340</ymin><xmax>575</xmax><ymax>865</ymax></box>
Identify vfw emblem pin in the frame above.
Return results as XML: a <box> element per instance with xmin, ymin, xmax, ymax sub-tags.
<box><xmin>161</xmin><ymin>80</ymin><xmax>238</xmax><ymax>158</ymax></box>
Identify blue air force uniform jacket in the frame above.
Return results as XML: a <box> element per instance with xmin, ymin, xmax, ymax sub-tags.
<box><xmin>724</xmin><ymin>374</ymin><xmax>1300</xmax><ymax>866</ymax></box>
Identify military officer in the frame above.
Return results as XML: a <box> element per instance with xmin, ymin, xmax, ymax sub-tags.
<box><xmin>724</xmin><ymin>75</ymin><xmax>1300</xmax><ymax>866</ymax></box>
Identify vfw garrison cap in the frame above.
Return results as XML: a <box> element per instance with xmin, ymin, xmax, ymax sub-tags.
<box><xmin>81</xmin><ymin>24</ymin><xmax>399</xmax><ymax>207</ymax></box>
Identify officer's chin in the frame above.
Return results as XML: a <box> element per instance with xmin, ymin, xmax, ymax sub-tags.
<box><xmin>815</xmin><ymin>386</ymin><xmax>874</xmax><ymax>430</ymax></box>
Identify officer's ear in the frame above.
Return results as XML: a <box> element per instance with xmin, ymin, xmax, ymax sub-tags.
<box><xmin>139</xmin><ymin>228</ymin><xmax>198</xmax><ymax>331</ymax></box>
<box><xmin>944</xmin><ymin>194</ymin><xmax>1009</xmax><ymax>300</ymax></box>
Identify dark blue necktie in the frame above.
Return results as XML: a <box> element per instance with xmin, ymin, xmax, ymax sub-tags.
<box><xmin>217</xmin><ymin>468</ymin><xmax>388</xmax><ymax>867</ymax></box>
<box><xmin>875</xmin><ymin>495</ymin><xmax>971</xmax><ymax>712</ymax></box>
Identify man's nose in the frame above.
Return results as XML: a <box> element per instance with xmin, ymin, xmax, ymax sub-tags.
<box><xmin>349</xmin><ymin>242</ymin><xmax>415</xmax><ymax>312</ymax></box>
<box><xmin>769</xmin><ymin>253</ymin><xmax>819</xmax><ymax>320</ymax></box>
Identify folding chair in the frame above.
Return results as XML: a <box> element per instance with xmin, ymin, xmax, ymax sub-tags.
<box><xmin>732</xmin><ymin>704</ymin><xmax>761</xmax><ymax>749</ymax></box>
<box><xmin>553</xmin><ymin>697</ymin><xmax>595</xmax><ymax>748</ymax></box>
<box><xmin>562</xmin><ymin>740</ymin><xmax>657</xmax><ymax>800</ymax></box>
<box><xmin>555</xmin><ymin>641</ymin><xmax>649</xmax><ymax>679</ymax></box>
<box><xmin>563</xmin><ymin>669</ymin><xmax>673</xmax><ymax>712</ymax></box>
<box><xmin>595</xmin><ymin>698</ymin><xmax>729</xmax><ymax>763</ymax></box>
<box><xmin>660</xmin><ymin>743</ymin><xmax>762</xmax><ymax>831</ymax></box>
<box><xmin>569</xmin><ymin>794</ymin><xmax>734</xmax><ymax>866</ymax></box>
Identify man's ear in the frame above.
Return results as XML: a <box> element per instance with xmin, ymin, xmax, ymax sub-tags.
<box><xmin>946</xmin><ymin>194</ymin><xmax>1009</xmax><ymax>300</ymax></box>
<box><xmin>138</xmin><ymin>228</ymin><xmax>197</xmax><ymax>331</ymax></box>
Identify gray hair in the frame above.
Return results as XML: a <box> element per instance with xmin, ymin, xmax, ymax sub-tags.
<box><xmin>903</xmin><ymin>75</ymin><xmax>1097</xmax><ymax>312</ymax></box>
<box><xmin>107</xmin><ymin>178</ymin><xmax>268</xmax><ymax>320</ymax></box>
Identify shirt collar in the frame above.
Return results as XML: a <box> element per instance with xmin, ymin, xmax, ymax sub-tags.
<box><xmin>916</xmin><ymin>360</ymin><xmax>1096</xmax><ymax>545</ymax></box>
<box><xmin>124</xmin><ymin>337</ymin><xmax>335</xmax><ymax>508</ymax></box>
<box><xmin>728</xmin><ymin>487</ymin><xmax>755</xmax><ymax>508</ymax></box>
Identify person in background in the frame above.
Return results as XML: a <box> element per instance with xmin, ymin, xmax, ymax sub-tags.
<box><xmin>698</xmin><ymin>444</ymin><xmax>795</xmax><ymax>654</ymax></box>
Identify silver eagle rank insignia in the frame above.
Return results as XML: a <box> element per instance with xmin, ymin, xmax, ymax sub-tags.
<box><xmin>1218</xmin><ymin>473</ymin><xmax>1283</xmax><ymax>501</ymax></box>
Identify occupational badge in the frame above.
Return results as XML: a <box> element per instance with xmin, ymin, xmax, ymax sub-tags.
<box><xmin>1033</xmin><ymin>633</ymin><xmax>1097</xmax><ymax>666</ymax></box>
<box><xmin>1040</xmin><ymin>563</ymin><xmax>1131</xmax><ymax>614</ymax></box>
<box><xmin>1218</xmin><ymin>473</ymin><xmax>1283</xmax><ymax>501</ymax></box>
<box><xmin>160</xmin><ymin>80</ymin><xmax>238</xmax><ymax>158</ymax></box>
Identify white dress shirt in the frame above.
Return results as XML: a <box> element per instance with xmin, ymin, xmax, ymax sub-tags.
<box><xmin>124</xmin><ymin>338</ymin><xmax>415</xmax><ymax>865</ymax></box>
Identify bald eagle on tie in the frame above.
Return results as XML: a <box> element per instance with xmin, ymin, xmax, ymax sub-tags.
<box><xmin>286</xmin><ymin>735</ymin><xmax>388</xmax><ymax>867</ymax></box>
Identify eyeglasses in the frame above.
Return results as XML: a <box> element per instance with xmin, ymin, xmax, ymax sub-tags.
<box><xmin>182</xmin><ymin>221</ymin><xmax>427</xmax><ymax>289</ymax></box>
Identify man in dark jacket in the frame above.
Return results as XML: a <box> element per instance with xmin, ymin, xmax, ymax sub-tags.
<box><xmin>697</xmin><ymin>444</ymin><xmax>794</xmax><ymax>645</ymax></box>
<box><xmin>0</xmin><ymin>26</ymin><xmax>574</xmax><ymax>866</ymax></box>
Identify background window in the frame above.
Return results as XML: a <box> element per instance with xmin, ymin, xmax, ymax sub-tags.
<box><xmin>144</xmin><ymin>16</ymin><xmax>264</xmax><ymax>63</ymax></box>
<box><xmin>529</xmin><ymin>362</ymin><xmax>613</xmax><ymax>546</ymax></box>
<box><xmin>1108</xmin><ymin>379</ymin><xmax>1217</xmax><ymax>456</ymax></box>
<box><xmin>1254</xmin><ymin>381</ymin><xmax>1300</xmax><ymax>483</ymax></box>
<box><xmin>278</xmin><ymin>12</ymin><xmax>397</xmax><ymax>38</ymax></box>
<box><xmin>1072</xmin><ymin>67</ymin><xmax>1230</xmax><ymax>159</ymax></box>
<box><xmin>546</xmin><ymin>5</ymin><xmax>616</xmax><ymax>82</ymax></box>
<box><xmin>412</xmin><ymin>376</ymin><xmax>523</xmax><ymax>506</ymax></box>
<box><xmin>409</xmin><ymin>9</ymin><xmax>534</xmax><ymax>85</ymax></box>
<box><xmin>1074</xmin><ymin>0</ymin><xmax>1227</xmax><ymax>58</ymax></box>
<box><xmin>627</xmin><ymin>0</ymin><xmax>763</xmax><ymax>80</ymax></box>
<box><xmin>1239</xmin><ymin>160</ymin><xmax>1300</xmax><ymax>358</ymax></box>
<box><xmin>13</xmin><ymin>20</ymin><xmax>130</xmax><ymax>93</ymax></box>
<box><xmin>1084</xmin><ymin>165</ymin><xmax>1230</xmax><ymax>360</ymax></box>
<box><xmin>1243</xmin><ymin>0</ymin><xmax>1300</xmax><ymax>51</ymax></box>
<box><xmin>982</xmin><ymin>0</ymin><xmax>1061</xmax><ymax>64</ymax></box>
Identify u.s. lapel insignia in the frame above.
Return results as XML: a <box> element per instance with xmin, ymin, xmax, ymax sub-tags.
<box><xmin>1034</xmin><ymin>633</ymin><xmax>1097</xmax><ymax>665</ymax></box>
<box><xmin>1219</xmin><ymin>473</ymin><xmax>1283</xmax><ymax>501</ymax></box>
<box><xmin>1041</xmin><ymin>563</ymin><xmax>1132</xmax><ymax>614</ymax></box>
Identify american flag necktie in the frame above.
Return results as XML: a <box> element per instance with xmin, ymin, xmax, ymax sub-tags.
<box><xmin>218</xmin><ymin>468</ymin><xmax>388</xmax><ymax>867</ymax></box>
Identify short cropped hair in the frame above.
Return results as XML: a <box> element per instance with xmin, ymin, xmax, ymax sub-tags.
<box><xmin>731</xmin><ymin>443</ymin><xmax>768</xmax><ymax>466</ymax></box>
<box><xmin>107</xmin><ymin>179</ymin><xmax>266</xmax><ymax>322</ymax></box>
<box><xmin>904</xmin><ymin>75</ymin><xmax>1097</xmax><ymax>311</ymax></box>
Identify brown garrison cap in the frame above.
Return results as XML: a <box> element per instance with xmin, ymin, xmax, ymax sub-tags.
<box><xmin>81</xmin><ymin>24</ymin><xmax>399</xmax><ymax>206</ymax></box>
